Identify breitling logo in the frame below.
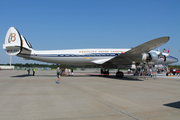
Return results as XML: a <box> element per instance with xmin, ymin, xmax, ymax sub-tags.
<box><xmin>8</xmin><ymin>33</ymin><xmax>16</xmax><ymax>43</ymax></box>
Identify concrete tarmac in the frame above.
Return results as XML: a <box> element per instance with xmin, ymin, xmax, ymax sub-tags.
<box><xmin>0</xmin><ymin>70</ymin><xmax>180</xmax><ymax>120</ymax></box>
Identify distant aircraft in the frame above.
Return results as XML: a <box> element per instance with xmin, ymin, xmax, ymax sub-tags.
<box><xmin>3</xmin><ymin>27</ymin><xmax>178</xmax><ymax>77</ymax></box>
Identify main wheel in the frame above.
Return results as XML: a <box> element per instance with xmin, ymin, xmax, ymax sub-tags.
<box><xmin>116</xmin><ymin>72</ymin><xmax>124</xmax><ymax>78</ymax></box>
<box><xmin>166</xmin><ymin>72</ymin><xmax>168</xmax><ymax>76</ymax></box>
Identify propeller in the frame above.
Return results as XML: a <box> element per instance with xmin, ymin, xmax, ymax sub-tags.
<box><xmin>157</xmin><ymin>48</ymin><xmax>169</xmax><ymax>61</ymax></box>
<box><xmin>167</xmin><ymin>48</ymin><xmax>170</xmax><ymax>53</ymax></box>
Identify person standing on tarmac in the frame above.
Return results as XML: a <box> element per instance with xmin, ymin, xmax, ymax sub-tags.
<box><xmin>27</xmin><ymin>68</ymin><xmax>30</xmax><ymax>75</ymax></box>
<box><xmin>65</xmin><ymin>68</ymin><xmax>68</xmax><ymax>76</ymax></box>
<box><xmin>68</xmin><ymin>68</ymin><xmax>71</xmax><ymax>76</ymax></box>
<box><xmin>32</xmin><ymin>67</ymin><xmax>35</xmax><ymax>76</ymax></box>
<box><xmin>71</xmin><ymin>68</ymin><xmax>73</xmax><ymax>76</ymax></box>
<box><xmin>56</xmin><ymin>65</ymin><xmax>60</xmax><ymax>84</ymax></box>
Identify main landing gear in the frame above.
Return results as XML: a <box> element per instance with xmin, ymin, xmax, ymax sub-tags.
<box><xmin>100</xmin><ymin>68</ymin><xmax>124</xmax><ymax>78</ymax></box>
<box><xmin>116</xmin><ymin>69</ymin><xmax>124</xmax><ymax>78</ymax></box>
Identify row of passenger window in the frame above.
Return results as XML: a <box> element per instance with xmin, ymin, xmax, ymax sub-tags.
<box><xmin>57</xmin><ymin>53</ymin><xmax>120</xmax><ymax>57</ymax></box>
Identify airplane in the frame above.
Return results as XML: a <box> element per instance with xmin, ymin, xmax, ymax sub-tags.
<box><xmin>3</xmin><ymin>27</ymin><xmax>178</xmax><ymax>77</ymax></box>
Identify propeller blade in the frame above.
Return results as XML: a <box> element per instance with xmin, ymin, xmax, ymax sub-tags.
<box><xmin>168</xmin><ymin>48</ymin><xmax>170</xmax><ymax>53</ymax></box>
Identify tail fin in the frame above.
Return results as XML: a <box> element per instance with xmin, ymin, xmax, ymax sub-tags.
<box><xmin>3</xmin><ymin>27</ymin><xmax>32</xmax><ymax>56</ymax></box>
<box><xmin>20</xmin><ymin>35</ymin><xmax>33</xmax><ymax>55</ymax></box>
<box><xmin>3</xmin><ymin>27</ymin><xmax>22</xmax><ymax>55</ymax></box>
<box><xmin>21</xmin><ymin>35</ymin><xmax>33</xmax><ymax>49</ymax></box>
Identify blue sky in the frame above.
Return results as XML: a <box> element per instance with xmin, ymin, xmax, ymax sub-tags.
<box><xmin>0</xmin><ymin>0</ymin><xmax>180</xmax><ymax>65</ymax></box>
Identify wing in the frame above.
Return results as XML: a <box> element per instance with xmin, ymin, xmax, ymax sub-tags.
<box><xmin>104</xmin><ymin>36</ymin><xmax>170</xmax><ymax>65</ymax></box>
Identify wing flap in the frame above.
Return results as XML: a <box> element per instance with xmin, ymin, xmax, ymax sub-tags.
<box><xmin>92</xmin><ymin>58</ymin><xmax>112</xmax><ymax>64</ymax></box>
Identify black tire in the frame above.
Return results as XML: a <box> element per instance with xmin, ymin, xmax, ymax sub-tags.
<box><xmin>166</xmin><ymin>73</ymin><xmax>168</xmax><ymax>76</ymax></box>
<box><xmin>116</xmin><ymin>72</ymin><xmax>124</xmax><ymax>78</ymax></box>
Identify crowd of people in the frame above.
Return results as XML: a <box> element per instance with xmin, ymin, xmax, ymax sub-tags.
<box><xmin>59</xmin><ymin>67</ymin><xmax>73</xmax><ymax>76</ymax></box>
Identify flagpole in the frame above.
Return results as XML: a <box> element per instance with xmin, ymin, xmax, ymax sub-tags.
<box><xmin>10</xmin><ymin>55</ymin><xmax>11</xmax><ymax>67</ymax></box>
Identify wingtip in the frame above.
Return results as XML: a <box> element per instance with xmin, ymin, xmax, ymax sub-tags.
<box><xmin>160</xmin><ymin>36</ymin><xmax>170</xmax><ymax>42</ymax></box>
<box><xmin>168</xmin><ymin>36</ymin><xmax>170</xmax><ymax>40</ymax></box>
<box><xmin>165</xmin><ymin>36</ymin><xmax>170</xmax><ymax>40</ymax></box>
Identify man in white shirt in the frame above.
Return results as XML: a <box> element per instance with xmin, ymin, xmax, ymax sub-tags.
<box><xmin>56</xmin><ymin>65</ymin><xmax>61</xmax><ymax>84</ymax></box>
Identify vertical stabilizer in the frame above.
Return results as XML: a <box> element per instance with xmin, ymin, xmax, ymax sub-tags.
<box><xmin>21</xmin><ymin>35</ymin><xmax>33</xmax><ymax>50</ymax></box>
<box><xmin>3</xmin><ymin>27</ymin><xmax>22</xmax><ymax>55</ymax></box>
<box><xmin>19</xmin><ymin>35</ymin><xmax>33</xmax><ymax>55</ymax></box>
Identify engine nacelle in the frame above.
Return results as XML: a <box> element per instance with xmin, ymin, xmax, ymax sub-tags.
<box><xmin>142</xmin><ymin>52</ymin><xmax>158</xmax><ymax>62</ymax></box>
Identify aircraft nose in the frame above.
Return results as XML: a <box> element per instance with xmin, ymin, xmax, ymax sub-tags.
<box><xmin>169</xmin><ymin>56</ymin><xmax>178</xmax><ymax>63</ymax></box>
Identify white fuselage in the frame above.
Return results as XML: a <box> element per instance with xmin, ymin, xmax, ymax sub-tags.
<box><xmin>29</xmin><ymin>48</ymin><xmax>129</xmax><ymax>65</ymax></box>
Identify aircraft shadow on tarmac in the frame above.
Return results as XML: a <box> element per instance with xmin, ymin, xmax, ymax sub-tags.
<box><xmin>11</xmin><ymin>74</ymin><xmax>55</xmax><ymax>77</ymax></box>
<box><xmin>164</xmin><ymin>101</ymin><xmax>180</xmax><ymax>109</ymax></box>
<box><xmin>89</xmin><ymin>75</ymin><xmax>143</xmax><ymax>81</ymax></box>
<box><xmin>11</xmin><ymin>74</ymin><xmax>32</xmax><ymax>77</ymax></box>
<box><xmin>11</xmin><ymin>74</ymin><xmax>143</xmax><ymax>81</ymax></box>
